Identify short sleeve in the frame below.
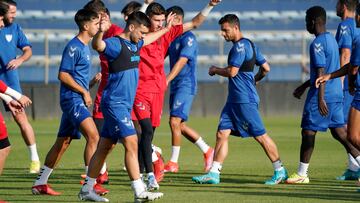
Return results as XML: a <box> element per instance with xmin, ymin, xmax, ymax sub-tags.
<box><xmin>103</xmin><ymin>37</ymin><xmax>122</xmax><ymax>62</ymax></box>
<box><xmin>312</xmin><ymin>40</ymin><xmax>326</xmax><ymax>68</ymax></box>
<box><xmin>16</xmin><ymin>25</ymin><xmax>31</xmax><ymax>49</ymax></box>
<box><xmin>179</xmin><ymin>34</ymin><xmax>197</xmax><ymax>60</ymax></box>
<box><xmin>228</xmin><ymin>43</ymin><xmax>246</xmax><ymax>68</ymax></box>
<box><xmin>336</xmin><ymin>23</ymin><xmax>352</xmax><ymax>49</ymax></box>
<box><xmin>254</xmin><ymin>44</ymin><xmax>266</xmax><ymax>66</ymax></box>
<box><xmin>59</xmin><ymin>45</ymin><xmax>79</xmax><ymax>73</ymax></box>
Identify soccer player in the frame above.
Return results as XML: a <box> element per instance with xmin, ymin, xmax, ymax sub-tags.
<box><xmin>31</xmin><ymin>9</ymin><xmax>104</xmax><ymax>195</ymax></box>
<box><xmin>192</xmin><ymin>14</ymin><xmax>288</xmax><ymax>185</ymax></box>
<box><xmin>0</xmin><ymin>0</ymin><xmax>40</xmax><ymax>174</ymax></box>
<box><xmin>132</xmin><ymin>0</ymin><xmax>221</xmax><ymax>188</ymax></box>
<box><xmin>121</xmin><ymin>1</ymin><xmax>142</xmax><ymax>21</ymax></box>
<box><xmin>316</xmin><ymin>3</ymin><xmax>360</xmax><ymax>182</ymax></box>
<box><xmin>164</xmin><ymin>6</ymin><xmax>214</xmax><ymax>173</ymax></box>
<box><xmin>334</xmin><ymin>0</ymin><xmax>360</xmax><ymax>180</ymax></box>
<box><xmin>286</xmin><ymin>6</ymin><xmax>359</xmax><ymax>184</ymax></box>
<box><xmin>78</xmin><ymin>11</ymin><xmax>176</xmax><ymax>202</ymax></box>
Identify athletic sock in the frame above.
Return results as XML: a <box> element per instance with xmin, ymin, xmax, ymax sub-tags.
<box><xmin>209</xmin><ymin>161</ymin><xmax>222</xmax><ymax>174</ymax></box>
<box><xmin>195</xmin><ymin>137</ymin><xmax>210</xmax><ymax>153</ymax></box>
<box><xmin>355</xmin><ymin>156</ymin><xmax>360</xmax><ymax>169</ymax></box>
<box><xmin>297</xmin><ymin>162</ymin><xmax>309</xmax><ymax>177</ymax></box>
<box><xmin>82</xmin><ymin>176</ymin><xmax>96</xmax><ymax>192</ymax></box>
<box><xmin>85</xmin><ymin>166</ymin><xmax>88</xmax><ymax>174</ymax></box>
<box><xmin>131</xmin><ymin>179</ymin><xmax>145</xmax><ymax>196</ymax></box>
<box><xmin>100</xmin><ymin>162</ymin><xmax>107</xmax><ymax>175</ymax></box>
<box><xmin>272</xmin><ymin>160</ymin><xmax>284</xmax><ymax>171</ymax></box>
<box><xmin>152</xmin><ymin>151</ymin><xmax>158</xmax><ymax>162</ymax></box>
<box><xmin>34</xmin><ymin>165</ymin><xmax>53</xmax><ymax>186</ymax></box>
<box><xmin>348</xmin><ymin>154</ymin><xmax>360</xmax><ymax>171</ymax></box>
<box><xmin>28</xmin><ymin>144</ymin><xmax>39</xmax><ymax>161</ymax></box>
<box><xmin>170</xmin><ymin>146</ymin><xmax>180</xmax><ymax>163</ymax></box>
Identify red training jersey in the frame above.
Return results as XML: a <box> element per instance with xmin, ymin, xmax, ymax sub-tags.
<box><xmin>93</xmin><ymin>24</ymin><xmax>123</xmax><ymax>119</ymax></box>
<box><xmin>0</xmin><ymin>80</ymin><xmax>8</xmax><ymax>93</ymax></box>
<box><xmin>136</xmin><ymin>25</ymin><xmax>183</xmax><ymax>94</ymax></box>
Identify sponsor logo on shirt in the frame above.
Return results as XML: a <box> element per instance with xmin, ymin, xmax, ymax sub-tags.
<box><xmin>314</xmin><ymin>43</ymin><xmax>323</xmax><ymax>54</ymax></box>
<box><xmin>5</xmin><ymin>34</ymin><xmax>12</xmax><ymax>42</ymax></box>
<box><xmin>69</xmin><ymin>46</ymin><xmax>76</xmax><ymax>57</ymax></box>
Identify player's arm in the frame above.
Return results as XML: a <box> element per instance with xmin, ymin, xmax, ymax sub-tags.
<box><xmin>7</xmin><ymin>46</ymin><xmax>32</xmax><ymax>70</ymax></box>
<box><xmin>58</xmin><ymin>71</ymin><xmax>92</xmax><ymax>107</ymax></box>
<box><xmin>254</xmin><ymin>62</ymin><xmax>270</xmax><ymax>83</ymax></box>
<box><xmin>140</xmin><ymin>0</ymin><xmax>154</xmax><ymax>13</ymax></box>
<box><xmin>317</xmin><ymin>67</ymin><xmax>328</xmax><ymax>116</ymax></box>
<box><xmin>293</xmin><ymin>79</ymin><xmax>310</xmax><ymax>99</ymax></box>
<box><xmin>315</xmin><ymin>63</ymin><xmax>350</xmax><ymax>87</ymax></box>
<box><xmin>166</xmin><ymin>57</ymin><xmax>188</xmax><ymax>85</ymax></box>
<box><xmin>143</xmin><ymin>12</ymin><xmax>176</xmax><ymax>46</ymax></box>
<box><xmin>209</xmin><ymin>65</ymin><xmax>239</xmax><ymax>78</ymax></box>
<box><xmin>339</xmin><ymin>48</ymin><xmax>351</xmax><ymax>84</ymax></box>
<box><xmin>0</xmin><ymin>80</ymin><xmax>31</xmax><ymax>108</ymax></box>
<box><xmin>348</xmin><ymin>64</ymin><xmax>359</xmax><ymax>95</ymax></box>
<box><xmin>92</xmin><ymin>18</ymin><xmax>112</xmax><ymax>52</ymax></box>
<box><xmin>182</xmin><ymin>0</ymin><xmax>221</xmax><ymax>33</ymax></box>
<box><xmin>89</xmin><ymin>72</ymin><xmax>102</xmax><ymax>89</ymax></box>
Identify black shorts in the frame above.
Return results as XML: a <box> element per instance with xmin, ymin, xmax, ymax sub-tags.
<box><xmin>0</xmin><ymin>137</ymin><xmax>10</xmax><ymax>149</ymax></box>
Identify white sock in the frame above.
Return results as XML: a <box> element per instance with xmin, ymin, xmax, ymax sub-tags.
<box><xmin>297</xmin><ymin>162</ymin><xmax>309</xmax><ymax>177</ymax></box>
<box><xmin>28</xmin><ymin>144</ymin><xmax>39</xmax><ymax>161</ymax></box>
<box><xmin>152</xmin><ymin>151</ymin><xmax>158</xmax><ymax>162</ymax></box>
<box><xmin>170</xmin><ymin>146</ymin><xmax>181</xmax><ymax>163</ymax></box>
<box><xmin>209</xmin><ymin>161</ymin><xmax>222</xmax><ymax>174</ymax></box>
<box><xmin>131</xmin><ymin>179</ymin><xmax>146</xmax><ymax>196</ymax></box>
<box><xmin>34</xmin><ymin>165</ymin><xmax>53</xmax><ymax>186</ymax></box>
<box><xmin>100</xmin><ymin>162</ymin><xmax>107</xmax><ymax>175</ymax></box>
<box><xmin>147</xmin><ymin>172</ymin><xmax>155</xmax><ymax>178</ymax></box>
<box><xmin>348</xmin><ymin>154</ymin><xmax>360</xmax><ymax>171</ymax></box>
<box><xmin>85</xmin><ymin>166</ymin><xmax>88</xmax><ymax>174</ymax></box>
<box><xmin>82</xmin><ymin>176</ymin><xmax>96</xmax><ymax>192</ymax></box>
<box><xmin>355</xmin><ymin>156</ymin><xmax>360</xmax><ymax>169</ymax></box>
<box><xmin>272</xmin><ymin>160</ymin><xmax>284</xmax><ymax>171</ymax></box>
<box><xmin>195</xmin><ymin>137</ymin><xmax>210</xmax><ymax>153</ymax></box>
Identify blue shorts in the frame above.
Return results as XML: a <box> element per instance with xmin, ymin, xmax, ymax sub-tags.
<box><xmin>351</xmin><ymin>99</ymin><xmax>360</xmax><ymax>111</ymax></box>
<box><xmin>218</xmin><ymin>102</ymin><xmax>266</xmax><ymax>138</ymax></box>
<box><xmin>301</xmin><ymin>102</ymin><xmax>345</xmax><ymax>132</ymax></box>
<box><xmin>58</xmin><ymin>101</ymin><xmax>91</xmax><ymax>139</ymax></box>
<box><xmin>0</xmin><ymin>69</ymin><xmax>21</xmax><ymax>111</ymax></box>
<box><xmin>169</xmin><ymin>92</ymin><xmax>194</xmax><ymax>121</ymax></box>
<box><xmin>343</xmin><ymin>90</ymin><xmax>353</xmax><ymax>123</ymax></box>
<box><xmin>101</xmin><ymin>104</ymin><xmax>136</xmax><ymax>142</ymax></box>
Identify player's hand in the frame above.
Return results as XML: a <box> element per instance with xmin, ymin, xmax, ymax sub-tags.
<box><xmin>99</xmin><ymin>16</ymin><xmax>111</xmax><ymax>33</ymax></box>
<box><xmin>315</xmin><ymin>74</ymin><xmax>330</xmax><ymax>88</ymax></box>
<box><xmin>92</xmin><ymin>72</ymin><xmax>102</xmax><ymax>83</ymax></box>
<box><xmin>209</xmin><ymin>0</ymin><xmax>222</xmax><ymax>6</ymax></box>
<box><xmin>293</xmin><ymin>85</ymin><xmax>307</xmax><ymax>99</ymax></box>
<box><xmin>18</xmin><ymin>95</ymin><xmax>32</xmax><ymax>108</ymax></box>
<box><xmin>208</xmin><ymin>66</ymin><xmax>216</xmax><ymax>76</ymax></box>
<box><xmin>8</xmin><ymin>100</ymin><xmax>24</xmax><ymax>116</ymax></box>
<box><xmin>166</xmin><ymin>12</ymin><xmax>176</xmax><ymax>30</ymax></box>
<box><xmin>7</xmin><ymin>58</ymin><xmax>23</xmax><ymax>70</ymax></box>
<box><xmin>82</xmin><ymin>91</ymin><xmax>92</xmax><ymax>107</ymax></box>
<box><xmin>318</xmin><ymin>99</ymin><xmax>328</xmax><ymax>116</ymax></box>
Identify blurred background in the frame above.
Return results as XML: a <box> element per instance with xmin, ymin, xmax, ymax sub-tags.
<box><xmin>6</xmin><ymin>0</ymin><xmax>339</xmax><ymax>119</ymax></box>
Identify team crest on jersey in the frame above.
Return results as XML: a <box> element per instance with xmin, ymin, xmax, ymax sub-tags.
<box><xmin>340</xmin><ymin>25</ymin><xmax>348</xmax><ymax>36</ymax></box>
<box><xmin>236</xmin><ymin>43</ymin><xmax>245</xmax><ymax>53</ymax></box>
<box><xmin>314</xmin><ymin>43</ymin><xmax>323</xmax><ymax>54</ymax></box>
<box><xmin>5</xmin><ymin>34</ymin><xmax>12</xmax><ymax>42</ymax></box>
<box><xmin>187</xmin><ymin>37</ymin><xmax>194</xmax><ymax>47</ymax></box>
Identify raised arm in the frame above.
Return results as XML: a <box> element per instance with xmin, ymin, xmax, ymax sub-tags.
<box><xmin>209</xmin><ymin>65</ymin><xmax>239</xmax><ymax>78</ymax></box>
<box><xmin>182</xmin><ymin>0</ymin><xmax>221</xmax><ymax>33</ymax></box>
<box><xmin>143</xmin><ymin>12</ymin><xmax>175</xmax><ymax>45</ymax></box>
<box><xmin>92</xmin><ymin>18</ymin><xmax>111</xmax><ymax>52</ymax></box>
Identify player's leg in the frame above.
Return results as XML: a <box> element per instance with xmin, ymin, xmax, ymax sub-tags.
<box><xmin>12</xmin><ymin>111</ymin><xmax>40</xmax><ymax>173</ymax></box>
<box><xmin>348</xmin><ymin>106</ymin><xmax>360</xmax><ymax>150</ymax></box>
<box><xmin>79</xmin><ymin>117</ymin><xmax>100</xmax><ymax>170</ymax></box>
<box><xmin>0</xmin><ymin>113</ymin><xmax>10</xmax><ymax>175</ymax></box>
<box><xmin>165</xmin><ymin>116</ymin><xmax>182</xmax><ymax>173</ymax></box>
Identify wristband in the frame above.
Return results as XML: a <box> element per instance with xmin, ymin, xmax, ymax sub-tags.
<box><xmin>5</xmin><ymin>87</ymin><xmax>22</xmax><ymax>100</ymax></box>
<box><xmin>200</xmin><ymin>4</ymin><xmax>214</xmax><ymax>17</ymax></box>
<box><xmin>0</xmin><ymin>93</ymin><xmax>13</xmax><ymax>104</ymax></box>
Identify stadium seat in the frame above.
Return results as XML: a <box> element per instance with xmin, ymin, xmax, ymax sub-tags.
<box><xmin>22</xmin><ymin>10</ymin><xmax>44</xmax><ymax>19</ymax></box>
<box><xmin>44</xmin><ymin>10</ymin><xmax>66</xmax><ymax>20</ymax></box>
<box><xmin>261</xmin><ymin>11</ymin><xmax>281</xmax><ymax>20</ymax></box>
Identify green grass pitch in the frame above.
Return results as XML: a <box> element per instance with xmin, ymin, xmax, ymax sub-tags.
<box><xmin>1</xmin><ymin>116</ymin><xmax>360</xmax><ymax>202</ymax></box>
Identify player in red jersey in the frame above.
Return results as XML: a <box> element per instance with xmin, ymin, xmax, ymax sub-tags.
<box><xmin>131</xmin><ymin>0</ymin><xmax>221</xmax><ymax>189</ymax></box>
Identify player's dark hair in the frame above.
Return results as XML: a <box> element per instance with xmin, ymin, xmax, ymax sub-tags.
<box><xmin>1</xmin><ymin>0</ymin><xmax>16</xmax><ymax>7</ymax></box>
<box><xmin>146</xmin><ymin>2</ymin><xmax>166</xmax><ymax>18</ymax></box>
<box><xmin>83</xmin><ymin>0</ymin><xmax>106</xmax><ymax>14</ymax></box>
<box><xmin>126</xmin><ymin>11</ymin><xmax>151</xmax><ymax>28</ymax></box>
<box><xmin>218</xmin><ymin>14</ymin><xmax>240</xmax><ymax>28</ymax></box>
<box><xmin>74</xmin><ymin>8</ymin><xmax>99</xmax><ymax>31</ymax></box>
<box><xmin>0</xmin><ymin>2</ymin><xmax>9</xmax><ymax>16</ymax></box>
<box><xmin>121</xmin><ymin>1</ymin><xmax>142</xmax><ymax>16</ymax></box>
<box><xmin>306</xmin><ymin>6</ymin><xmax>326</xmax><ymax>24</ymax></box>
<box><xmin>105</xmin><ymin>8</ymin><xmax>110</xmax><ymax>17</ymax></box>
<box><xmin>166</xmin><ymin>6</ymin><xmax>184</xmax><ymax>18</ymax></box>
<box><xmin>339</xmin><ymin>0</ymin><xmax>359</xmax><ymax>12</ymax></box>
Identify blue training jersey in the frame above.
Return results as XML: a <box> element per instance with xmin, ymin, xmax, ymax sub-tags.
<box><xmin>335</xmin><ymin>18</ymin><xmax>360</xmax><ymax>90</ymax></box>
<box><xmin>0</xmin><ymin>23</ymin><xmax>31</xmax><ymax>71</ymax></box>
<box><xmin>307</xmin><ymin>32</ymin><xmax>343</xmax><ymax>104</ymax></box>
<box><xmin>59</xmin><ymin>37</ymin><xmax>91</xmax><ymax>104</ymax></box>
<box><xmin>168</xmin><ymin>31</ymin><xmax>198</xmax><ymax>95</ymax></box>
<box><xmin>101</xmin><ymin>37</ymin><xmax>144</xmax><ymax>109</ymax></box>
<box><xmin>227</xmin><ymin>38</ymin><xmax>266</xmax><ymax>103</ymax></box>
<box><xmin>349</xmin><ymin>34</ymin><xmax>360</xmax><ymax>101</ymax></box>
